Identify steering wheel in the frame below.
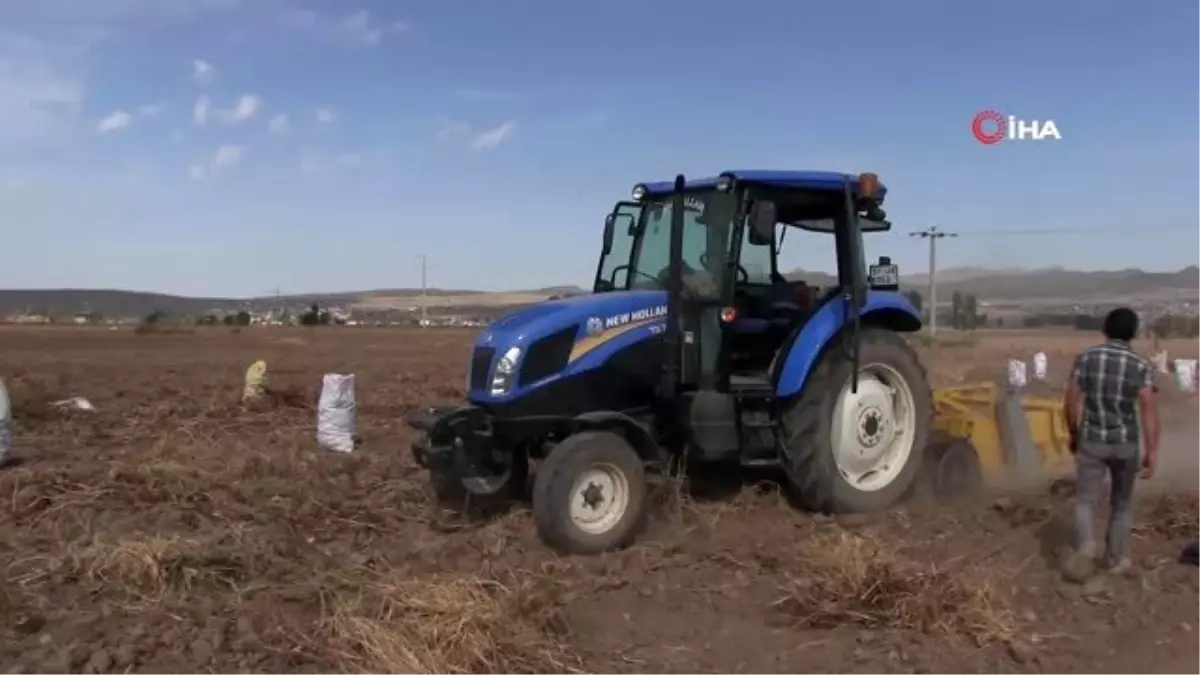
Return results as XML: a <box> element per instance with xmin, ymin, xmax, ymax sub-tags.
<box><xmin>698</xmin><ymin>253</ymin><xmax>749</xmax><ymax>283</ymax></box>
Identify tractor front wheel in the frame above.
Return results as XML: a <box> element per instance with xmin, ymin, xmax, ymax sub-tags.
<box><xmin>532</xmin><ymin>431</ymin><xmax>648</xmax><ymax>555</ymax></box>
<box><xmin>782</xmin><ymin>328</ymin><xmax>932</xmax><ymax>513</ymax></box>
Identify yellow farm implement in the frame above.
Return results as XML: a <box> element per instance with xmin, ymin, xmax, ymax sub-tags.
<box><xmin>923</xmin><ymin>383</ymin><xmax>1075</xmax><ymax>497</ymax></box>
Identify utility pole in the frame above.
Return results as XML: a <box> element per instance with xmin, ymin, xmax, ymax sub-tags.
<box><xmin>419</xmin><ymin>254</ymin><xmax>428</xmax><ymax>327</ymax></box>
<box><xmin>908</xmin><ymin>226</ymin><xmax>957</xmax><ymax>337</ymax></box>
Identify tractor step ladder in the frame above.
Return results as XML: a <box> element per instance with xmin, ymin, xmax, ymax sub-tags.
<box><xmin>730</xmin><ymin>374</ymin><xmax>780</xmax><ymax>466</ymax></box>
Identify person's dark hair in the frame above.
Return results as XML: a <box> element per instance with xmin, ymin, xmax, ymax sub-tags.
<box><xmin>1103</xmin><ymin>307</ymin><xmax>1139</xmax><ymax>342</ymax></box>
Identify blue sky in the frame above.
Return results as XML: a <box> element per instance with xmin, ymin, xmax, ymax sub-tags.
<box><xmin>0</xmin><ymin>0</ymin><xmax>1196</xmax><ymax>297</ymax></box>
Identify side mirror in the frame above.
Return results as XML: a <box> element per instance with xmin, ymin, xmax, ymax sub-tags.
<box><xmin>602</xmin><ymin>215</ymin><xmax>616</xmax><ymax>255</ymax></box>
<box><xmin>748</xmin><ymin>201</ymin><xmax>776</xmax><ymax>246</ymax></box>
<box><xmin>858</xmin><ymin>204</ymin><xmax>891</xmax><ymax>232</ymax></box>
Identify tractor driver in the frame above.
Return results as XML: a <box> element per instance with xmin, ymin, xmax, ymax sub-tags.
<box><xmin>686</xmin><ymin>196</ymin><xmax>734</xmax><ymax>378</ymax></box>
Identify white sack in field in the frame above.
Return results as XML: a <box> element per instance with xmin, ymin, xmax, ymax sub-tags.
<box><xmin>1150</xmin><ymin>350</ymin><xmax>1170</xmax><ymax>375</ymax></box>
<box><xmin>1172</xmin><ymin>359</ymin><xmax>1197</xmax><ymax>394</ymax></box>
<box><xmin>243</xmin><ymin>360</ymin><xmax>268</xmax><ymax>404</ymax></box>
<box><xmin>1032</xmin><ymin>352</ymin><xmax>1048</xmax><ymax>381</ymax></box>
<box><xmin>0</xmin><ymin>378</ymin><xmax>10</xmax><ymax>463</ymax></box>
<box><xmin>1006</xmin><ymin>359</ymin><xmax>1027</xmax><ymax>389</ymax></box>
<box><xmin>317</xmin><ymin>373</ymin><xmax>358</xmax><ymax>453</ymax></box>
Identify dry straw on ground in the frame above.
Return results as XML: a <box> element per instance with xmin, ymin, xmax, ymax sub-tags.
<box><xmin>331</xmin><ymin>568</ymin><xmax>582</xmax><ymax>674</ymax></box>
<box><xmin>1136</xmin><ymin>493</ymin><xmax>1200</xmax><ymax>540</ymax></box>
<box><xmin>769</xmin><ymin>530</ymin><xmax>1016</xmax><ymax>645</ymax></box>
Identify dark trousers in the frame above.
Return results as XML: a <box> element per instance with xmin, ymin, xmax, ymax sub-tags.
<box><xmin>1073</xmin><ymin>439</ymin><xmax>1140</xmax><ymax>564</ymax></box>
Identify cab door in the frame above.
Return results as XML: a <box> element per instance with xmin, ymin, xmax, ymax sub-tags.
<box><xmin>594</xmin><ymin>201</ymin><xmax>641</xmax><ymax>293</ymax></box>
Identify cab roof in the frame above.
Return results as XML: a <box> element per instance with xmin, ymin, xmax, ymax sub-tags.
<box><xmin>640</xmin><ymin>170</ymin><xmax>887</xmax><ymax>200</ymax></box>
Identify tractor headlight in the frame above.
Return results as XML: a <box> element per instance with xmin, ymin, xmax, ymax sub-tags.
<box><xmin>489</xmin><ymin>346</ymin><xmax>522</xmax><ymax>396</ymax></box>
<box><xmin>631</xmin><ymin>184</ymin><xmax>647</xmax><ymax>201</ymax></box>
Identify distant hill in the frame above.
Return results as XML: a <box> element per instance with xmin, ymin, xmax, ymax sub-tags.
<box><xmin>785</xmin><ymin>266</ymin><xmax>1198</xmax><ymax>306</ymax></box>
<box><xmin>0</xmin><ymin>285</ymin><xmax>590</xmax><ymax>319</ymax></box>
<box><xmin>904</xmin><ymin>266</ymin><xmax>1199</xmax><ymax>305</ymax></box>
<box><xmin>0</xmin><ymin>267</ymin><xmax>1194</xmax><ymax>318</ymax></box>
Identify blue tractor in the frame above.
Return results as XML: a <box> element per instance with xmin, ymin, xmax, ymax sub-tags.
<box><xmin>407</xmin><ymin>170</ymin><xmax>932</xmax><ymax>555</ymax></box>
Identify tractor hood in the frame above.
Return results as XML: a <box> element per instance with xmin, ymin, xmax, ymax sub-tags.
<box><xmin>478</xmin><ymin>289</ymin><xmax>667</xmax><ymax>350</ymax></box>
<box><xmin>467</xmin><ymin>288</ymin><xmax>671</xmax><ymax>403</ymax></box>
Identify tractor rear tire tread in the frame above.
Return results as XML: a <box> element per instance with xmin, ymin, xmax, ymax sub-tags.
<box><xmin>782</xmin><ymin>328</ymin><xmax>932</xmax><ymax>514</ymax></box>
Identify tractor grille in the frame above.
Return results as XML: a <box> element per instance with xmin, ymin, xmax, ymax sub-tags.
<box><xmin>519</xmin><ymin>326</ymin><xmax>579</xmax><ymax>386</ymax></box>
<box><xmin>468</xmin><ymin>346</ymin><xmax>495</xmax><ymax>391</ymax></box>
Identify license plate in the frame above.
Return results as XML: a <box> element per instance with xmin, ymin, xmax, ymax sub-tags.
<box><xmin>869</xmin><ymin>263</ymin><xmax>899</xmax><ymax>287</ymax></box>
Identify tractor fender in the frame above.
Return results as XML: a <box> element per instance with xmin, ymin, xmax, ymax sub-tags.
<box><xmin>774</xmin><ymin>292</ymin><xmax>921</xmax><ymax>400</ymax></box>
<box><xmin>571</xmin><ymin>411</ymin><xmax>662</xmax><ymax>463</ymax></box>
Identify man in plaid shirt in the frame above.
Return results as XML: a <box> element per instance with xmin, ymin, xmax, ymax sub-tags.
<box><xmin>1063</xmin><ymin>307</ymin><xmax>1159</xmax><ymax>579</ymax></box>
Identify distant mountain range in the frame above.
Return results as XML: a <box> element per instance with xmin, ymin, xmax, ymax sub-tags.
<box><xmin>0</xmin><ymin>267</ymin><xmax>1195</xmax><ymax>318</ymax></box>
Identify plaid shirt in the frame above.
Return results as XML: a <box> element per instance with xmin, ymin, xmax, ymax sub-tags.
<box><xmin>1070</xmin><ymin>340</ymin><xmax>1153</xmax><ymax>445</ymax></box>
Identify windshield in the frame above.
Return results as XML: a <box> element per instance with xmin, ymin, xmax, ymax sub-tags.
<box><xmin>627</xmin><ymin>191</ymin><xmax>735</xmax><ymax>297</ymax></box>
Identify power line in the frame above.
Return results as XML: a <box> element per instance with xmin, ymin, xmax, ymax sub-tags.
<box><xmin>901</xmin><ymin>224</ymin><xmax>1197</xmax><ymax>238</ymax></box>
<box><xmin>907</xmin><ymin>226</ymin><xmax>956</xmax><ymax>338</ymax></box>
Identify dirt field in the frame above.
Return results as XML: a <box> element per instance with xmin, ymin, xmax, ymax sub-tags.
<box><xmin>0</xmin><ymin>326</ymin><xmax>1196</xmax><ymax>674</ymax></box>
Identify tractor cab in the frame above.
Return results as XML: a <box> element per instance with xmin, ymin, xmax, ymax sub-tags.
<box><xmin>594</xmin><ymin>170</ymin><xmax>899</xmax><ymax>395</ymax></box>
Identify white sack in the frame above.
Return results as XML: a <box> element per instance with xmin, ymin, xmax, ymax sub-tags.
<box><xmin>317</xmin><ymin>373</ymin><xmax>358</xmax><ymax>453</ymax></box>
<box><xmin>243</xmin><ymin>360</ymin><xmax>268</xmax><ymax>404</ymax></box>
<box><xmin>1172</xmin><ymin>359</ymin><xmax>1198</xmax><ymax>394</ymax></box>
<box><xmin>1151</xmin><ymin>350</ymin><xmax>1170</xmax><ymax>375</ymax></box>
<box><xmin>1032</xmin><ymin>352</ymin><xmax>1048</xmax><ymax>381</ymax></box>
<box><xmin>0</xmin><ymin>378</ymin><xmax>10</xmax><ymax>464</ymax></box>
<box><xmin>1006</xmin><ymin>359</ymin><xmax>1028</xmax><ymax>389</ymax></box>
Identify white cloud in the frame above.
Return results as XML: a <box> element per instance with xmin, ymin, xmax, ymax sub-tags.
<box><xmin>96</xmin><ymin>110</ymin><xmax>133</xmax><ymax>133</ymax></box>
<box><xmin>193</xmin><ymin>95</ymin><xmax>210</xmax><ymax>126</ymax></box>
<box><xmin>219</xmin><ymin>93</ymin><xmax>260</xmax><ymax>123</ymax></box>
<box><xmin>334</xmin><ymin>152</ymin><xmax>362</xmax><ymax>168</ymax></box>
<box><xmin>469</xmin><ymin>121</ymin><xmax>515</xmax><ymax>150</ymax></box>
<box><xmin>138</xmin><ymin>103</ymin><xmax>163</xmax><ymax>117</ymax></box>
<box><xmin>192</xmin><ymin>58</ymin><xmax>215</xmax><ymax>84</ymax></box>
<box><xmin>212</xmin><ymin>144</ymin><xmax>243</xmax><ymax>168</ymax></box>
<box><xmin>281</xmin><ymin>8</ymin><xmax>409</xmax><ymax>47</ymax></box>
<box><xmin>315</xmin><ymin>107</ymin><xmax>337</xmax><ymax>124</ymax></box>
<box><xmin>189</xmin><ymin>142</ymin><xmax>244</xmax><ymax>179</ymax></box>
<box><xmin>0</xmin><ymin>35</ymin><xmax>86</xmax><ymax>143</ymax></box>
<box><xmin>561</xmin><ymin>110</ymin><xmax>613</xmax><ymax>130</ymax></box>
<box><xmin>268</xmin><ymin>113</ymin><xmax>289</xmax><ymax>135</ymax></box>
<box><xmin>435</xmin><ymin>119</ymin><xmax>470</xmax><ymax>140</ymax></box>
<box><xmin>338</xmin><ymin>10</ymin><xmax>383</xmax><ymax>46</ymax></box>
<box><xmin>455</xmin><ymin>88</ymin><xmax>519</xmax><ymax>102</ymax></box>
<box><xmin>299</xmin><ymin>151</ymin><xmax>320</xmax><ymax>173</ymax></box>
<box><xmin>22</xmin><ymin>0</ymin><xmax>242</xmax><ymax>25</ymax></box>
<box><xmin>298</xmin><ymin>150</ymin><xmax>363</xmax><ymax>173</ymax></box>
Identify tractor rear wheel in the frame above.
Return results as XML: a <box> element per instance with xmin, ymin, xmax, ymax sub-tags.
<box><xmin>781</xmin><ymin>328</ymin><xmax>932</xmax><ymax>513</ymax></box>
<box><xmin>532</xmin><ymin>431</ymin><xmax>647</xmax><ymax>555</ymax></box>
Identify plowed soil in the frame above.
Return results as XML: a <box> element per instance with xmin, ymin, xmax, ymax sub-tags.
<box><xmin>0</xmin><ymin>326</ymin><xmax>1196</xmax><ymax>674</ymax></box>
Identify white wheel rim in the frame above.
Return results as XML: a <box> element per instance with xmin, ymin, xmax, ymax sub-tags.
<box><xmin>830</xmin><ymin>363</ymin><xmax>918</xmax><ymax>493</ymax></box>
<box><xmin>568</xmin><ymin>463</ymin><xmax>630</xmax><ymax>535</ymax></box>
